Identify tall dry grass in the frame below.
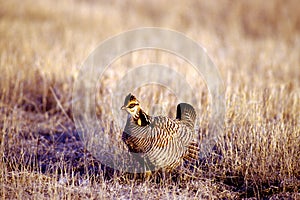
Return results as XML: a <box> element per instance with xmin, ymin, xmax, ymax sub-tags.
<box><xmin>0</xmin><ymin>0</ymin><xmax>299</xmax><ymax>199</ymax></box>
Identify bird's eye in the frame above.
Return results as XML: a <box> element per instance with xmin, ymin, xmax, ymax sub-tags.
<box><xmin>128</xmin><ymin>104</ymin><xmax>136</xmax><ymax>109</ymax></box>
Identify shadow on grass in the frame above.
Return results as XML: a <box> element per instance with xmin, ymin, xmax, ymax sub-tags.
<box><xmin>2</xmin><ymin>129</ymin><xmax>297</xmax><ymax>199</ymax></box>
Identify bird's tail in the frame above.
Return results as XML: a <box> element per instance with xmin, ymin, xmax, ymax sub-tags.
<box><xmin>176</xmin><ymin>103</ymin><xmax>196</xmax><ymax>127</ymax></box>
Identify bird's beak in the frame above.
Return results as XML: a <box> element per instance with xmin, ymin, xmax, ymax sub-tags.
<box><xmin>121</xmin><ymin>105</ymin><xmax>126</xmax><ymax>110</ymax></box>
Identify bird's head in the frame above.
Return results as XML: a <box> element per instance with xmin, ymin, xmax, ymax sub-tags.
<box><xmin>121</xmin><ymin>93</ymin><xmax>141</xmax><ymax>119</ymax></box>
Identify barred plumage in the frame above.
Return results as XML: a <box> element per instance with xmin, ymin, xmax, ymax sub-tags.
<box><xmin>121</xmin><ymin>93</ymin><xmax>199</xmax><ymax>171</ymax></box>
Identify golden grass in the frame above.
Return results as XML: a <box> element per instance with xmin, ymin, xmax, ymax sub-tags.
<box><xmin>0</xmin><ymin>0</ymin><xmax>299</xmax><ymax>199</ymax></box>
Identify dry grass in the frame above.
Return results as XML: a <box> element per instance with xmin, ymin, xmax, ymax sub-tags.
<box><xmin>1</xmin><ymin>0</ymin><xmax>299</xmax><ymax>199</ymax></box>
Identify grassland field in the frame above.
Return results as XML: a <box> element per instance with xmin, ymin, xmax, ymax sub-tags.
<box><xmin>0</xmin><ymin>0</ymin><xmax>299</xmax><ymax>199</ymax></box>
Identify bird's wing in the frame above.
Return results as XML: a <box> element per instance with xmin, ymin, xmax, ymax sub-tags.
<box><xmin>145</xmin><ymin>116</ymin><xmax>192</xmax><ymax>169</ymax></box>
<box><xmin>122</xmin><ymin>115</ymin><xmax>197</xmax><ymax>169</ymax></box>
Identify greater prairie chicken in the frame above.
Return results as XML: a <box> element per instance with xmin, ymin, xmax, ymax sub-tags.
<box><xmin>121</xmin><ymin>93</ymin><xmax>199</xmax><ymax>172</ymax></box>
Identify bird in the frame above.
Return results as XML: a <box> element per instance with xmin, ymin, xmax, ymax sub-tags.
<box><xmin>121</xmin><ymin>93</ymin><xmax>199</xmax><ymax>174</ymax></box>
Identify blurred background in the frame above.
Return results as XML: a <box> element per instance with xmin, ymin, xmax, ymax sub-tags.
<box><xmin>1</xmin><ymin>0</ymin><xmax>299</xmax><ymax>125</ymax></box>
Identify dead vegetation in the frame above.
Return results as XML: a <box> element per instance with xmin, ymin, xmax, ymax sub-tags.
<box><xmin>0</xmin><ymin>0</ymin><xmax>299</xmax><ymax>199</ymax></box>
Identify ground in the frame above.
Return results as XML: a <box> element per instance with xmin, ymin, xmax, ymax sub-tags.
<box><xmin>0</xmin><ymin>0</ymin><xmax>299</xmax><ymax>199</ymax></box>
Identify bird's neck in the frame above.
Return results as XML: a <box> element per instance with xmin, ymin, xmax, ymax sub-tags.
<box><xmin>133</xmin><ymin>108</ymin><xmax>150</xmax><ymax>126</ymax></box>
